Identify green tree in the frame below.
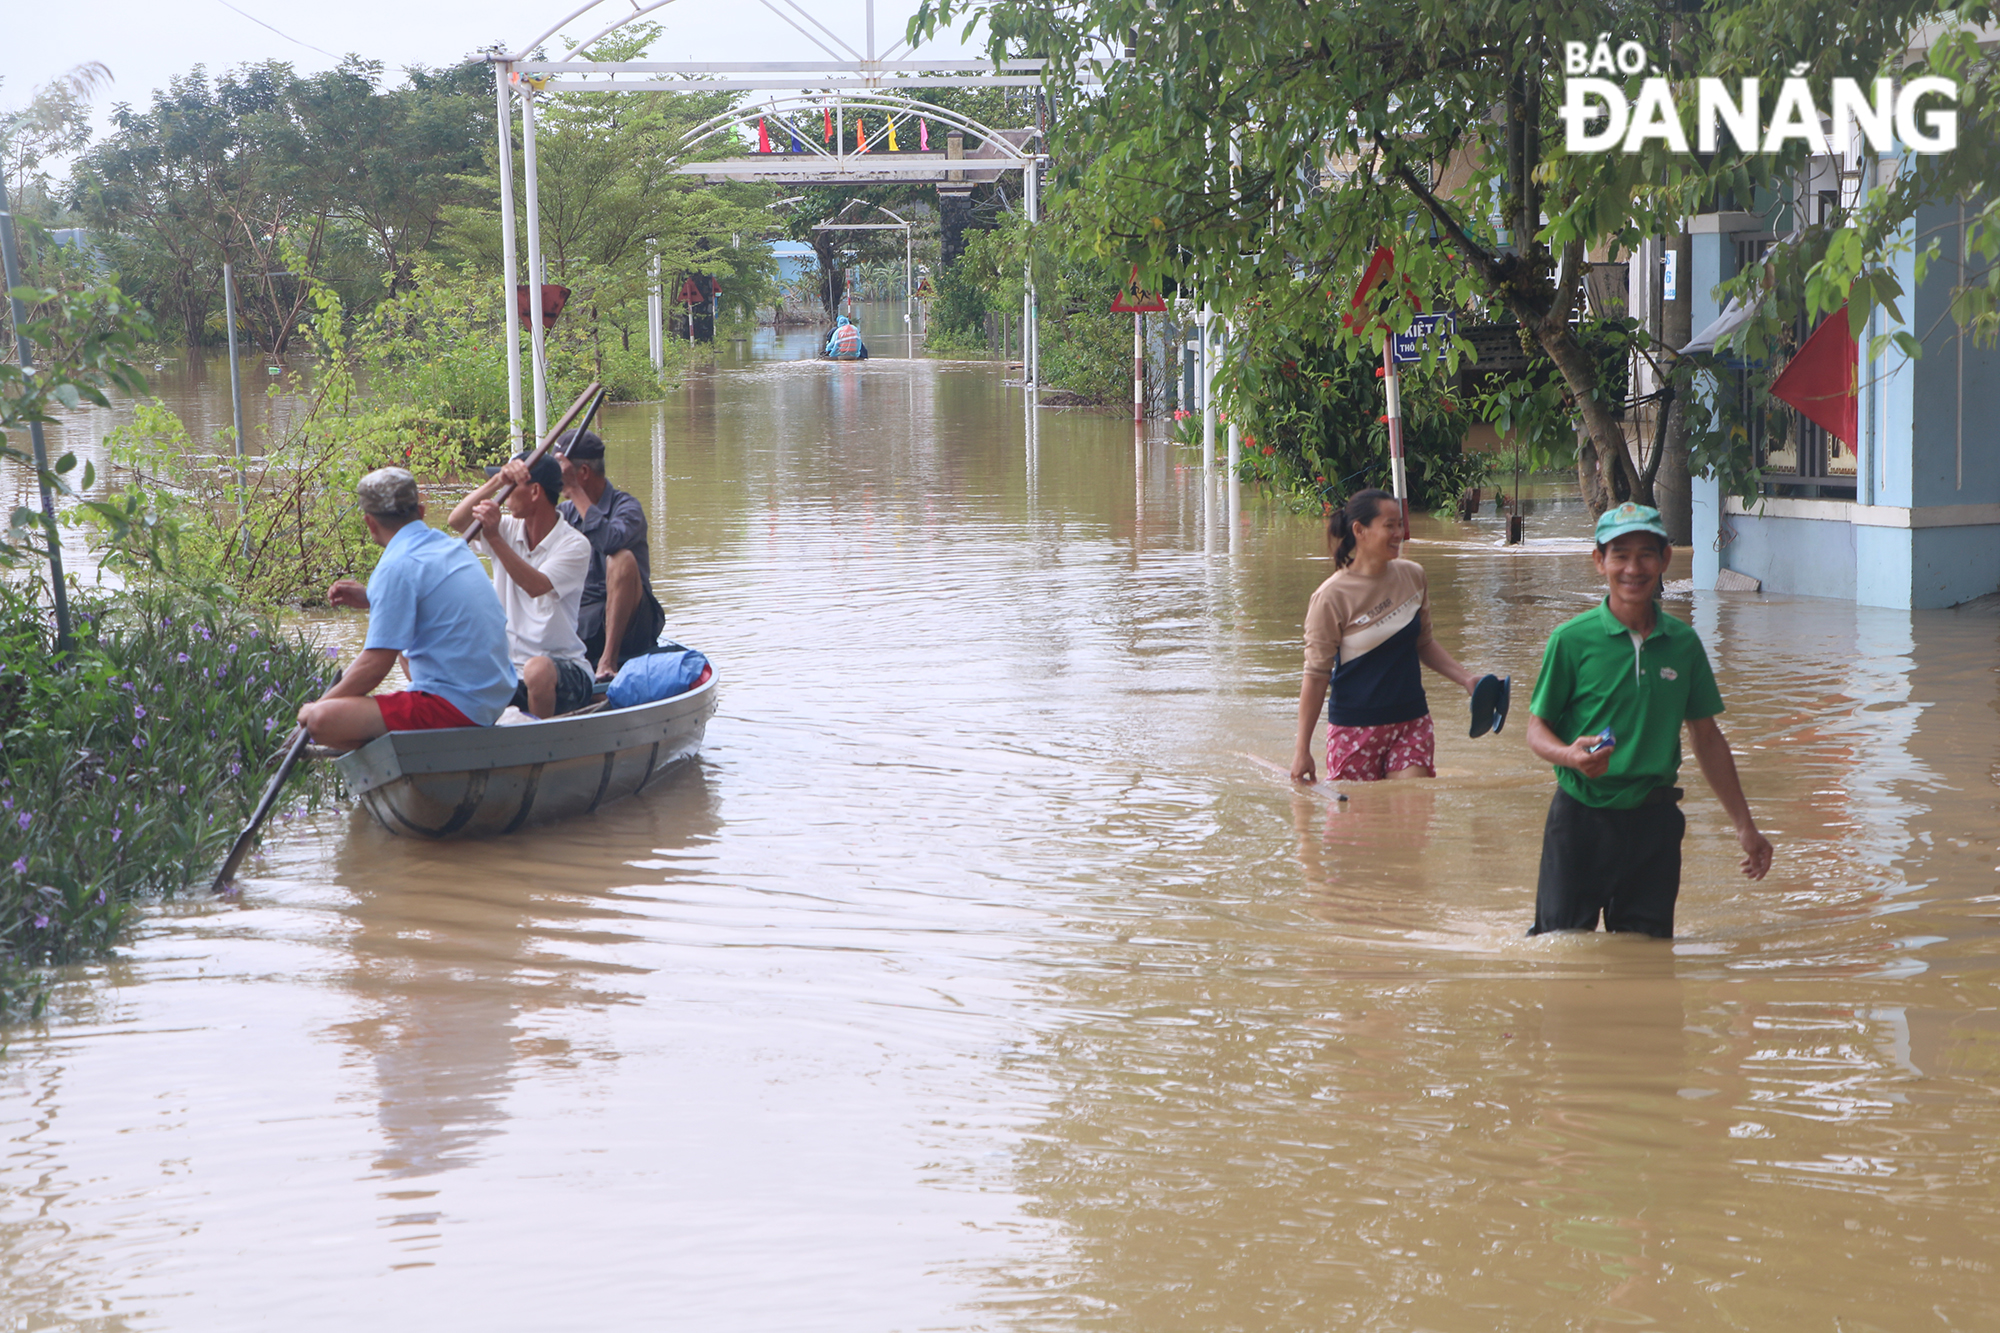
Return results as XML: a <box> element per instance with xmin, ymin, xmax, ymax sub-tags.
<box><xmin>71</xmin><ymin>57</ymin><xmax>493</xmax><ymax>350</ymax></box>
<box><xmin>2</xmin><ymin>62</ymin><xmax>113</xmax><ymax>218</ymax></box>
<box><xmin>913</xmin><ymin>0</ymin><xmax>1997</xmax><ymax>514</ymax></box>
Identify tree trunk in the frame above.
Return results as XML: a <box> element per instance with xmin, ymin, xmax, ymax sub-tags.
<box><xmin>1574</xmin><ymin>427</ymin><xmax>1611</xmax><ymax>514</ymax></box>
<box><xmin>1535</xmin><ymin>316</ymin><xmax>1649</xmax><ymax>513</ymax></box>
<box><xmin>1654</xmin><ymin>232</ymin><xmax>1694</xmax><ymax>543</ymax></box>
<box><xmin>811</xmin><ymin>232</ymin><xmax>846</xmax><ymax>316</ymax></box>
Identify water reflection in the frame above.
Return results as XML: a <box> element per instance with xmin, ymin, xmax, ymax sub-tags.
<box><xmin>333</xmin><ymin>764</ymin><xmax>722</xmax><ymax>1190</ymax></box>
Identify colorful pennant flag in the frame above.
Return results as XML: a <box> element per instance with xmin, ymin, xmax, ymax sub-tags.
<box><xmin>856</xmin><ymin>116</ymin><xmax>867</xmax><ymax>151</ymax></box>
<box><xmin>790</xmin><ymin>123</ymin><xmax>801</xmax><ymax>153</ymax></box>
<box><xmin>886</xmin><ymin>117</ymin><xmax>900</xmax><ymax>152</ymax></box>
<box><xmin>757</xmin><ymin>118</ymin><xmax>771</xmax><ymax>153</ymax></box>
<box><xmin>823</xmin><ymin>106</ymin><xmax>832</xmax><ymax>142</ymax></box>
<box><xmin>920</xmin><ymin>118</ymin><xmax>929</xmax><ymax>151</ymax></box>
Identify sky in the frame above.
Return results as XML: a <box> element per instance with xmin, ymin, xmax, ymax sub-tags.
<box><xmin>12</xmin><ymin>0</ymin><xmax>983</xmax><ymax>142</ymax></box>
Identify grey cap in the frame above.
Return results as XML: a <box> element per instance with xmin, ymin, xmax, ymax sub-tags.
<box><xmin>357</xmin><ymin>467</ymin><xmax>421</xmax><ymax>520</ymax></box>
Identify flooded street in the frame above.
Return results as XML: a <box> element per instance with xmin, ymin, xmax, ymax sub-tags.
<box><xmin>6</xmin><ymin>321</ymin><xmax>2000</xmax><ymax>1329</ymax></box>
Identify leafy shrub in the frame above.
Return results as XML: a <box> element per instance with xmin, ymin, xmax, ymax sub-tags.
<box><xmin>0</xmin><ymin>577</ymin><xmax>339</xmax><ymax>1016</ymax></box>
<box><xmin>928</xmin><ymin>257</ymin><xmax>990</xmax><ymax>345</ymax></box>
<box><xmin>1226</xmin><ymin>326</ymin><xmax>1473</xmax><ymax>511</ymax></box>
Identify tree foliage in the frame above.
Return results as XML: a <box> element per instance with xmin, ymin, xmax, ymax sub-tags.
<box><xmin>913</xmin><ymin>0</ymin><xmax>1998</xmax><ymax>512</ymax></box>
<box><xmin>71</xmin><ymin>57</ymin><xmax>494</xmax><ymax>352</ymax></box>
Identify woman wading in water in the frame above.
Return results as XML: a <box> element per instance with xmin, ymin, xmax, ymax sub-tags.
<box><xmin>1290</xmin><ymin>489</ymin><xmax>1488</xmax><ymax>783</ymax></box>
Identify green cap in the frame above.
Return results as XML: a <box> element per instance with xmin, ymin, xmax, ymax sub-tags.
<box><xmin>1594</xmin><ymin>501</ymin><xmax>1669</xmax><ymax>547</ymax></box>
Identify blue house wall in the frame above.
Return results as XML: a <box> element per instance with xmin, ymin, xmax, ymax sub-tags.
<box><xmin>1688</xmin><ymin>196</ymin><xmax>2000</xmax><ymax>609</ymax></box>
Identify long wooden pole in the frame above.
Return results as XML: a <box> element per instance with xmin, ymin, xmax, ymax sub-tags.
<box><xmin>463</xmin><ymin>380</ymin><xmax>603</xmax><ymax>546</ymax></box>
<box><xmin>210</xmin><ymin>727</ymin><xmax>310</xmax><ymax>892</ymax></box>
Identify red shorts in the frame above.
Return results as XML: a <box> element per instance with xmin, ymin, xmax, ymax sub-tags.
<box><xmin>374</xmin><ymin>690</ymin><xmax>477</xmax><ymax>732</ymax></box>
<box><xmin>1325</xmin><ymin>713</ymin><xmax>1435</xmax><ymax>782</ymax></box>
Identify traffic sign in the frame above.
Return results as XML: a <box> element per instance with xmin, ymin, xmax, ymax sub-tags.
<box><xmin>1391</xmin><ymin>313</ymin><xmax>1456</xmax><ymax>363</ymax></box>
<box><xmin>1111</xmin><ymin>264</ymin><xmax>1166</xmax><ymax>313</ymax></box>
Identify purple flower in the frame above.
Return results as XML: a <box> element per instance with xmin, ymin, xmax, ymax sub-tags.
<box><xmin>134</xmin><ymin>705</ymin><xmax>147</xmax><ymax>720</ymax></box>
<box><xmin>111</xmin><ymin>828</ymin><xmax>121</xmax><ymax>843</ymax></box>
<box><xmin>94</xmin><ymin>889</ymin><xmax>105</xmax><ymax>905</ymax></box>
<box><xmin>323</xmin><ymin>645</ymin><xmax>339</xmax><ymax>660</ymax></box>
<box><xmin>133</xmin><ymin>735</ymin><xmax>146</xmax><ymax>749</ymax></box>
<box><xmin>228</xmin><ymin>761</ymin><xmax>241</xmax><ymax>778</ymax></box>
<box><xmin>2</xmin><ymin>798</ymin><xmax>10</xmax><ymax>811</ymax></box>
<box><xmin>197</xmin><ymin>625</ymin><xmax>211</xmax><ymax>641</ymax></box>
<box><xmin>161</xmin><ymin>616</ymin><xmax>172</xmax><ymax>627</ymax></box>
<box><xmin>10</xmin><ymin>857</ymin><xmax>24</xmax><ymax>875</ymax></box>
<box><xmin>247</xmin><ymin>626</ymin><xmax>260</xmax><ymax>638</ymax></box>
<box><xmin>228</xmin><ymin>643</ymin><xmax>238</xmax><ymax>654</ymax></box>
<box><xmin>176</xmin><ymin>652</ymin><xmax>189</xmax><ymax>664</ymax></box>
<box><xmin>16</xmin><ymin>812</ymin><xmax>29</xmax><ymax>830</ymax></box>
<box><xmin>32</xmin><ymin>914</ymin><xmax>48</xmax><ymax>930</ymax></box>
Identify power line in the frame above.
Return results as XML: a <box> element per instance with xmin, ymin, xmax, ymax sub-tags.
<box><xmin>214</xmin><ymin>0</ymin><xmax>334</xmax><ymax>57</ymax></box>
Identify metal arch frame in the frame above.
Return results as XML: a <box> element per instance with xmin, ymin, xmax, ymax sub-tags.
<box><xmin>811</xmin><ymin>199</ymin><xmax>918</xmax><ymax>357</ymax></box>
<box><xmin>672</xmin><ymin>92</ymin><xmax>1038</xmax><ymax>178</ymax></box>
<box><xmin>488</xmin><ymin>0</ymin><xmax>1053</xmax><ymax>447</ymax></box>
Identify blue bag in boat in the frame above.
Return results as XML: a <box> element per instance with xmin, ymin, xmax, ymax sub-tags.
<box><xmin>605</xmin><ymin>648</ymin><xmax>709</xmax><ymax>708</ymax></box>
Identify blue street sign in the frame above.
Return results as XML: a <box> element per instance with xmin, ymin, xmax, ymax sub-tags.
<box><xmin>1391</xmin><ymin>313</ymin><xmax>1456</xmax><ymax>364</ymax></box>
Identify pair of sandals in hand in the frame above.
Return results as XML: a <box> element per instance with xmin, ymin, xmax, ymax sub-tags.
<box><xmin>1470</xmin><ymin>674</ymin><xmax>1511</xmax><ymax>739</ymax></box>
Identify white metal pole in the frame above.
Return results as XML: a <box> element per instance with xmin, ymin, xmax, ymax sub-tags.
<box><xmin>495</xmin><ymin>65</ymin><xmax>525</xmax><ymax>453</ymax></box>
<box><xmin>520</xmin><ymin>88</ymin><xmax>550</xmax><ymax>440</ymax></box>
<box><xmin>1225</xmin><ymin>318</ymin><xmax>1240</xmax><ymax>474</ymax></box>
<box><xmin>222</xmin><ymin>260</ymin><xmax>244</xmax><ymax>491</ymax></box>
<box><xmin>1132</xmin><ymin>312</ymin><xmax>1143</xmax><ymax>422</ymax></box>
<box><xmin>1383</xmin><ymin>341</ymin><xmax>1408</xmax><ymax>527</ymax></box>
<box><xmin>648</xmin><ymin>250</ymin><xmax>662</xmax><ymax>371</ymax></box>
<box><xmin>1025</xmin><ymin>158</ymin><xmax>1039</xmax><ymax>393</ymax></box>
<box><xmin>1200</xmin><ymin>306</ymin><xmax>1215</xmax><ymax>473</ymax></box>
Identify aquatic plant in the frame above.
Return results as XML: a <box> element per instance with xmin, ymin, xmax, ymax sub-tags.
<box><xmin>0</xmin><ymin>578</ymin><xmax>338</xmax><ymax>1019</ymax></box>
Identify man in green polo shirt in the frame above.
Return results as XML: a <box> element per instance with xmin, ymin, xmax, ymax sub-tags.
<box><xmin>1524</xmin><ymin>502</ymin><xmax>1773</xmax><ymax>936</ymax></box>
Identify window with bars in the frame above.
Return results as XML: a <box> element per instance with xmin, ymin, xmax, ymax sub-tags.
<box><xmin>1733</xmin><ymin>236</ymin><xmax>1857</xmax><ymax>495</ymax></box>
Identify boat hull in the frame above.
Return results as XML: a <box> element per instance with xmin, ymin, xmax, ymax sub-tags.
<box><xmin>334</xmin><ymin>673</ymin><xmax>717</xmax><ymax>838</ymax></box>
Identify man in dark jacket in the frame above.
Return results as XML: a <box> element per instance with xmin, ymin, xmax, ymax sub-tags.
<box><xmin>555</xmin><ymin>429</ymin><xmax>667</xmax><ymax>680</ymax></box>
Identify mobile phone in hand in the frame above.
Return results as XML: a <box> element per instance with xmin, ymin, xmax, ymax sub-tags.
<box><xmin>1586</xmin><ymin>728</ymin><xmax>1616</xmax><ymax>755</ymax></box>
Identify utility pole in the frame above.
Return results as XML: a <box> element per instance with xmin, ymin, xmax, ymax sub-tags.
<box><xmin>223</xmin><ymin>261</ymin><xmax>246</xmax><ymax>492</ymax></box>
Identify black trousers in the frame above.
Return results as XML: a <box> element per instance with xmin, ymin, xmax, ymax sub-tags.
<box><xmin>581</xmin><ymin>589</ymin><xmax>665</xmax><ymax>668</ymax></box>
<box><xmin>1530</xmin><ymin>788</ymin><xmax>1685</xmax><ymax>938</ymax></box>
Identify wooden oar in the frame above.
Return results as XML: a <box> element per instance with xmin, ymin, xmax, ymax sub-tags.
<box><xmin>462</xmin><ymin>381</ymin><xmax>604</xmax><ymax>546</ymax></box>
<box><xmin>210</xmin><ymin>726</ymin><xmax>311</xmax><ymax>893</ymax></box>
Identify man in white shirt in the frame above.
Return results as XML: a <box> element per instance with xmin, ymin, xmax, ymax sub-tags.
<box><xmin>447</xmin><ymin>452</ymin><xmax>595</xmax><ymax>718</ymax></box>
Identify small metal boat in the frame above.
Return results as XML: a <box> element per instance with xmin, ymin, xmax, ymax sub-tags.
<box><xmin>334</xmin><ymin>668</ymin><xmax>717</xmax><ymax>838</ymax></box>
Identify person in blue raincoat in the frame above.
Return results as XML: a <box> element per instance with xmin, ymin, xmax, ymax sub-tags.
<box><xmin>824</xmin><ymin>315</ymin><xmax>868</xmax><ymax>359</ymax></box>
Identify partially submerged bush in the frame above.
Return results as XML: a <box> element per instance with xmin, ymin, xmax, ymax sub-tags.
<box><xmin>0</xmin><ymin>578</ymin><xmax>338</xmax><ymax>1017</ymax></box>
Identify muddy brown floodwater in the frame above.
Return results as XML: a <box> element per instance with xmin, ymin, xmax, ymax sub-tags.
<box><xmin>5</xmin><ymin>315</ymin><xmax>2000</xmax><ymax>1330</ymax></box>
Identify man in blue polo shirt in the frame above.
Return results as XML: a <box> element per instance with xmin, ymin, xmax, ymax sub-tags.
<box><xmin>1524</xmin><ymin>502</ymin><xmax>1773</xmax><ymax>936</ymax></box>
<box><xmin>298</xmin><ymin>467</ymin><xmax>516</xmax><ymax>751</ymax></box>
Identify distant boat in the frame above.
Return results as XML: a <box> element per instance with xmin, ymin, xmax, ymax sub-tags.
<box><xmin>336</xmin><ymin>665</ymin><xmax>716</xmax><ymax>838</ymax></box>
<box><xmin>823</xmin><ymin>319</ymin><xmax>868</xmax><ymax>360</ymax></box>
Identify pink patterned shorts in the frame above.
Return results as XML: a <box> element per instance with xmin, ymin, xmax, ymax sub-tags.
<box><xmin>1324</xmin><ymin>713</ymin><xmax>1435</xmax><ymax>782</ymax></box>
